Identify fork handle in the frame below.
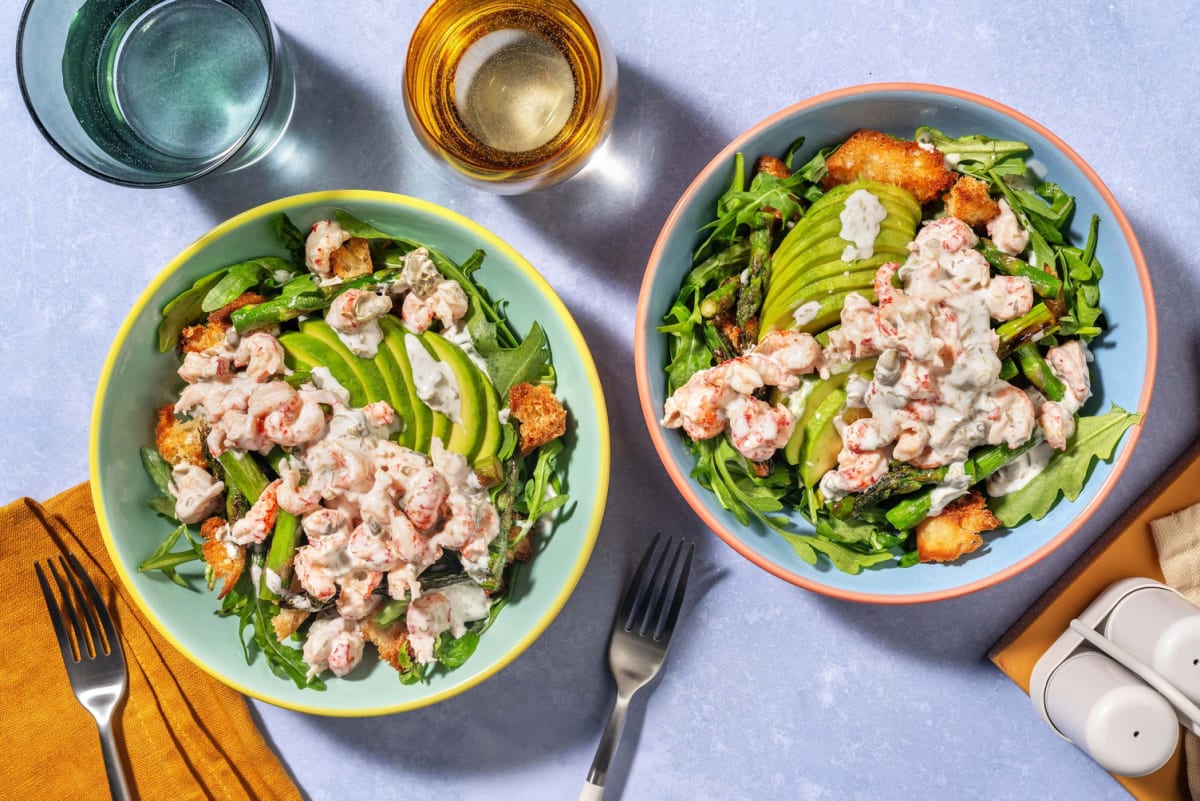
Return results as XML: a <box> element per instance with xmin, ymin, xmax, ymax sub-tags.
<box><xmin>97</xmin><ymin>720</ymin><xmax>134</xmax><ymax>801</ymax></box>
<box><xmin>580</xmin><ymin>690</ymin><xmax>631</xmax><ymax>800</ymax></box>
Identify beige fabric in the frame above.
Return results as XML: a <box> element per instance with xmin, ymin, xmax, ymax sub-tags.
<box><xmin>1151</xmin><ymin>503</ymin><xmax>1200</xmax><ymax>801</ymax></box>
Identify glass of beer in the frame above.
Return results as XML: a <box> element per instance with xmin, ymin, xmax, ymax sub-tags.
<box><xmin>404</xmin><ymin>0</ymin><xmax>618</xmax><ymax>194</ymax></box>
<box><xmin>17</xmin><ymin>0</ymin><xmax>295</xmax><ymax>187</ymax></box>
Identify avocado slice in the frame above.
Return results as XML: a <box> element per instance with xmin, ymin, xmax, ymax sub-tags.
<box><xmin>278</xmin><ymin>330</ymin><xmax>370</xmax><ymax>406</ymax></box>
<box><xmin>365</xmin><ymin>324</ymin><xmax>415</xmax><ymax>446</ymax></box>
<box><xmin>762</xmin><ymin>179</ymin><xmax>920</xmax><ymax>339</ymax></box>
<box><xmin>782</xmin><ymin>358</ymin><xmax>875</xmax><ymax>466</ymax></box>
<box><xmin>420</xmin><ymin>331</ymin><xmax>487</xmax><ymax>458</ymax></box>
<box><xmin>405</xmin><ymin>333</ymin><xmax>461</xmax><ymax>453</ymax></box>
<box><xmin>377</xmin><ymin>316</ymin><xmax>432</xmax><ymax>450</ymax></box>
<box><xmin>297</xmin><ymin>319</ymin><xmax>390</xmax><ymax>405</ymax></box>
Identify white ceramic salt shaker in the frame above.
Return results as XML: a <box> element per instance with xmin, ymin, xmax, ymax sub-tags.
<box><xmin>1104</xmin><ymin>585</ymin><xmax>1200</xmax><ymax>702</ymax></box>
<box><xmin>1043</xmin><ymin>650</ymin><xmax>1179</xmax><ymax>777</ymax></box>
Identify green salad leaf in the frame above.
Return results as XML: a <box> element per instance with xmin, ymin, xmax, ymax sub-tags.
<box><xmin>991</xmin><ymin>405</ymin><xmax>1143</xmax><ymax>527</ymax></box>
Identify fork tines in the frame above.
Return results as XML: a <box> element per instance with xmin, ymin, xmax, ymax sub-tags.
<box><xmin>618</xmin><ymin>533</ymin><xmax>695</xmax><ymax>642</ymax></box>
<box><xmin>35</xmin><ymin>553</ymin><xmax>119</xmax><ymax>664</ymax></box>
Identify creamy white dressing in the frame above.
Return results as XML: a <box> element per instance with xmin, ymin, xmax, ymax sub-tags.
<box><xmin>169</xmin><ymin>463</ymin><xmax>225</xmax><ymax>524</ymax></box>
<box><xmin>792</xmin><ymin>300</ymin><xmax>820</xmax><ymax>327</ymax></box>
<box><xmin>443</xmin><ymin>321</ymin><xmax>489</xmax><ymax>374</ymax></box>
<box><xmin>839</xmin><ymin>189</ymin><xmax>888</xmax><ymax>262</ymax></box>
<box><xmin>986</xmin><ymin>440</ymin><xmax>1054</xmax><ymax>497</ymax></box>
<box><xmin>928</xmin><ymin>461</ymin><xmax>971</xmax><ymax>515</ymax></box>
<box><xmin>325</xmin><ymin>290</ymin><xmax>391</xmax><ymax>358</ymax></box>
<box><xmin>404</xmin><ymin>333</ymin><xmax>462</xmax><ymax>422</ymax></box>
<box><xmin>820</xmin><ymin>218</ymin><xmax>1039</xmax><ymax>504</ymax></box>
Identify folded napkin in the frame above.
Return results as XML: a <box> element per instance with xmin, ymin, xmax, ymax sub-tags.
<box><xmin>0</xmin><ymin>483</ymin><xmax>303</xmax><ymax>801</ymax></box>
<box><xmin>1151</xmin><ymin>502</ymin><xmax>1200</xmax><ymax>801</ymax></box>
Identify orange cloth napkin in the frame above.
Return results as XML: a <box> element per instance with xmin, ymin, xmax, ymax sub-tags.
<box><xmin>0</xmin><ymin>483</ymin><xmax>303</xmax><ymax>801</ymax></box>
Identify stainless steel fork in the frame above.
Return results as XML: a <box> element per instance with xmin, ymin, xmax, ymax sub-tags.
<box><xmin>580</xmin><ymin>533</ymin><xmax>694</xmax><ymax>800</ymax></box>
<box><xmin>35</xmin><ymin>553</ymin><xmax>133</xmax><ymax>801</ymax></box>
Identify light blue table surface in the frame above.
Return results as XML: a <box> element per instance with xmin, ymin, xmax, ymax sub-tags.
<box><xmin>3</xmin><ymin>2</ymin><xmax>1197</xmax><ymax>799</ymax></box>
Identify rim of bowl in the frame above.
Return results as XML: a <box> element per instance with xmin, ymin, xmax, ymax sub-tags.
<box><xmin>634</xmin><ymin>82</ymin><xmax>1157</xmax><ymax>605</ymax></box>
<box><xmin>90</xmin><ymin>189</ymin><xmax>611</xmax><ymax>714</ymax></box>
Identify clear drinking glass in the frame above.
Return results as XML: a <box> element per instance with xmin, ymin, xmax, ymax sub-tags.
<box><xmin>17</xmin><ymin>0</ymin><xmax>295</xmax><ymax>187</ymax></box>
<box><xmin>404</xmin><ymin>0</ymin><xmax>618</xmax><ymax>194</ymax></box>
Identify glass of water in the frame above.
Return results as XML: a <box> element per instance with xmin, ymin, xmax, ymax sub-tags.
<box><xmin>17</xmin><ymin>0</ymin><xmax>295</xmax><ymax>187</ymax></box>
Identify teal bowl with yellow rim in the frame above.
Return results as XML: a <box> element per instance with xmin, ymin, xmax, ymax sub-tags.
<box><xmin>90</xmin><ymin>191</ymin><xmax>609</xmax><ymax>715</ymax></box>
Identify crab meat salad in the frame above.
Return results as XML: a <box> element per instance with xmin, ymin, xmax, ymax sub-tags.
<box><xmin>140</xmin><ymin>210</ymin><xmax>570</xmax><ymax>689</ymax></box>
<box><xmin>659</xmin><ymin>128</ymin><xmax>1142</xmax><ymax>574</ymax></box>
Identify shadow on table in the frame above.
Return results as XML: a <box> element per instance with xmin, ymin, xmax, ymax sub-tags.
<box><xmin>500</xmin><ymin>59</ymin><xmax>729</xmax><ymax>287</ymax></box>
<box><xmin>186</xmin><ymin>31</ymin><xmax>407</xmax><ymax>222</ymax></box>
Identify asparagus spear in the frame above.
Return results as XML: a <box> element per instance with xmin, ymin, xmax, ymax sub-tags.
<box><xmin>1014</xmin><ymin>342</ymin><xmax>1067</xmax><ymax>401</ymax></box>
<box><xmin>996</xmin><ymin>301</ymin><xmax>1062</xmax><ymax>358</ymax></box>
<box><xmin>734</xmin><ymin>213</ymin><xmax>778</xmax><ymax>340</ymax></box>
<box><xmin>979</xmin><ymin>239</ymin><xmax>1062</xmax><ymax>298</ymax></box>
<box><xmin>884</xmin><ymin>436</ymin><xmax>1042</xmax><ymax>530</ymax></box>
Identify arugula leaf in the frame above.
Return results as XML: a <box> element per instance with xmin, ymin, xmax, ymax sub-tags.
<box><xmin>140</xmin><ymin>446</ymin><xmax>173</xmax><ymax>494</ymax></box>
<box><xmin>476</xmin><ymin>320</ymin><xmax>550</xmax><ymax>399</ymax></box>
<box><xmin>991</xmin><ymin>405</ymin><xmax>1143</xmax><ymax>527</ymax></box>
<box><xmin>694</xmin><ymin>153</ymin><xmax>808</xmax><ymax>260</ymax></box>
<box><xmin>138</xmin><ymin>524</ymin><xmax>202</xmax><ymax>588</ymax></box>
<box><xmin>156</xmin><ymin>270</ymin><xmax>227</xmax><ymax>352</ymax></box>
<box><xmin>272</xmin><ymin>213</ymin><xmax>307</xmax><ymax>267</ymax></box>
<box><xmin>222</xmin><ymin>560</ymin><xmax>325</xmax><ymax>691</ymax></box>
<box><xmin>434</xmin><ymin>630</ymin><xmax>480</xmax><ymax>670</ymax></box>
<box><xmin>201</xmin><ymin>258</ymin><xmax>293</xmax><ymax>312</ymax></box>
<box><xmin>916</xmin><ymin>127</ymin><xmax>1030</xmax><ymax>171</ymax></box>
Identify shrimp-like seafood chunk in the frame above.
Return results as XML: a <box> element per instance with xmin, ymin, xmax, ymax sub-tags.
<box><xmin>293</xmin><ymin>529</ymin><xmax>351</xmax><ymax>602</ymax></box>
<box><xmin>1038</xmin><ymin>401</ymin><xmax>1077</xmax><ymax>450</ymax></box>
<box><xmin>1046</xmin><ymin>340</ymin><xmax>1092</xmax><ymax>412</ymax></box>
<box><xmin>401</xmin><ymin>281</ymin><xmax>469</xmax><ymax>333</ymax></box>
<box><xmin>301</xmin><ymin>508</ymin><xmax>351</xmax><ymax>541</ymax></box>
<box><xmin>169</xmin><ymin>464</ymin><xmax>225</xmax><ymax>524</ymax></box>
<box><xmin>335</xmin><ymin>568</ymin><xmax>382</xmax><ymax>620</ymax></box>
<box><xmin>987</xmin><ymin>199</ymin><xmax>1030</xmax><ymax>256</ymax></box>
<box><xmin>726</xmin><ymin>396</ymin><xmax>795</xmax><ymax>462</ymax></box>
<box><xmin>302</xmin><ymin>615</ymin><xmax>364</xmax><ymax>678</ymax></box>
<box><xmin>325</xmin><ymin>289</ymin><xmax>392</xmax><ymax>358</ymax></box>
<box><xmin>986</xmin><ymin>275</ymin><xmax>1034</xmax><ymax>322</ymax></box>
<box><xmin>754</xmin><ymin>330</ymin><xmax>822</xmax><ymax>375</ymax></box>
<box><xmin>818</xmin><ymin>448</ymin><xmax>889</xmax><ymax>501</ymax></box>
<box><xmin>914</xmin><ymin>216</ymin><xmax>977</xmax><ymax>255</ymax></box>
<box><xmin>234</xmin><ymin>332</ymin><xmax>287</xmax><ymax>382</ymax></box>
<box><xmin>230</xmin><ymin>479</ymin><xmax>281</xmax><ymax>545</ymax></box>
<box><xmin>403</xmin><ymin>467</ymin><xmax>449</xmax><ymax>530</ymax></box>
<box><xmin>405</xmin><ymin>593</ymin><xmax>452</xmax><ymax>664</ymax></box>
<box><xmin>984</xmin><ymin>385</ymin><xmax>1036</xmax><ymax>449</ymax></box>
<box><xmin>347</xmin><ymin>522</ymin><xmax>405</xmax><ymax>572</ymax></box>
<box><xmin>662</xmin><ymin>367</ymin><xmax>738</xmax><ymax>440</ymax></box>
<box><xmin>305</xmin><ymin>220</ymin><xmax>351</xmax><ymax>282</ymax></box>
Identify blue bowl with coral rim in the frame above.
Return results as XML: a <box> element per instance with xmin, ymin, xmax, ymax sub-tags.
<box><xmin>635</xmin><ymin>83</ymin><xmax>1155</xmax><ymax>603</ymax></box>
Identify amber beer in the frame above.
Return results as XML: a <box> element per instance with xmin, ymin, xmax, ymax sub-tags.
<box><xmin>404</xmin><ymin>0</ymin><xmax>617</xmax><ymax>193</ymax></box>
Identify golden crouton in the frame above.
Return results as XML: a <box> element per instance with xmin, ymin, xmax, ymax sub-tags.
<box><xmin>943</xmin><ymin>175</ymin><xmax>1000</xmax><ymax>228</ymax></box>
<box><xmin>754</xmin><ymin>154</ymin><xmax>791</xmax><ymax>179</ymax></box>
<box><xmin>179</xmin><ymin>319</ymin><xmax>230</xmax><ymax>354</ymax></box>
<box><xmin>155</xmin><ymin>404</ymin><xmax>206</xmax><ymax>467</ymax></box>
<box><xmin>822</xmin><ymin>129</ymin><xmax>956</xmax><ymax>205</ymax></box>
<box><xmin>271</xmin><ymin>606</ymin><xmax>311</xmax><ymax>642</ymax></box>
<box><xmin>508</xmin><ymin>382</ymin><xmax>567</xmax><ymax>457</ymax></box>
<box><xmin>330</xmin><ymin>237</ymin><xmax>373</xmax><ymax>280</ymax></box>
<box><xmin>361</xmin><ymin>618</ymin><xmax>412</xmax><ymax>672</ymax></box>
<box><xmin>208</xmin><ymin>291</ymin><xmax>268</xmax><ymax>326</ymax></box>
<box><xmin>916</xmin><ymin>490</ymin><xmax>1000</xmax><ymax>563</ymax></box>
<box><xmin>200</xmin><ymin>517</ymin><xmax>244</xmax><ymax>599</ymax></box>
